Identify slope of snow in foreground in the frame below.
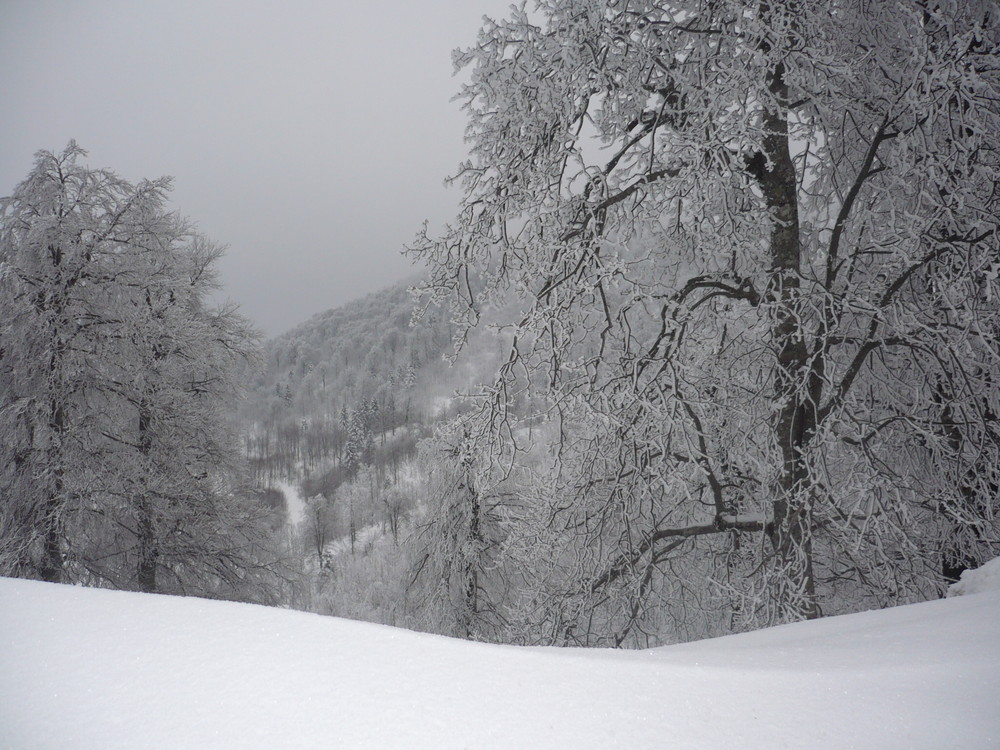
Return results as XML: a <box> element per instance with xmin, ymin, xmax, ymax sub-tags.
<box><xmin>1</xmin><ymin>575</ymin><xmax>998</xmax><ymax>750</ymax></box>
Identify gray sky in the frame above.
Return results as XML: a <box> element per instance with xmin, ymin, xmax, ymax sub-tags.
<box><xmin>1</xmin><ymin>0</ymin><xmax>514</xmax><ymax>336</ymax></box>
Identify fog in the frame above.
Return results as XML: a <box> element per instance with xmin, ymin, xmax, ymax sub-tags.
<box><xmin>0</xmin><ymin>0</ymin><xmax>514</xmax><ymax>336</ymax></box>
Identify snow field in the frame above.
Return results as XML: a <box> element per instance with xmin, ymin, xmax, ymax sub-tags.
<box><xmin>1</xmin><ymin>573</ymin><xmax>998</xmax><ymax>749</ymax></box>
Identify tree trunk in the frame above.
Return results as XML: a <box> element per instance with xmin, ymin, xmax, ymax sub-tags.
<box><xmin>136</xmin><ymin>497</ymin><xmax>158</xmax><ymax>593</ymax></box>
<box><xmin>938</xmin><ymin>395</ymin><xmax>990</xmax><ymax>585</ymax></box>
<box><xmin>136</xmin><ymin>407</ymin><xmax>158</xmax><ymax>593</ymax></box>
<box><xmin>38</xmin><ymin>498</ymin><xmax>63</xmax><ymax>583</ymax></box>
<box><xmin>39</xmin><ymin>382</ymin><xmax>66</xmax><ymax>583</ymax></box>
<box><xmin>751</xmin><ymin>57</ymin><xmax>819</xmax><ymax>621</ymax></box>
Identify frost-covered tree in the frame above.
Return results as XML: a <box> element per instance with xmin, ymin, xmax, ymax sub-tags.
<box><xmin>411</xmin><ymin>1</ymin><xmax>1000</xmax><ymax>642</ymax></box>
<box><xmin>0</xmin><ymin>143</ymin><xmax>269</xmax><ymax>597</ymax></box>
<box><xmin>406</xmin><ymin>426</ymin><xmax>510</xmax><ymax>640</ymax></box>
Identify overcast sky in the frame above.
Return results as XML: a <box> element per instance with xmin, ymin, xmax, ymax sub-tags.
<box><xmin>1</xmin><ymin>0</ymin><xmax>515</xmax><ymax>336</ymax></box>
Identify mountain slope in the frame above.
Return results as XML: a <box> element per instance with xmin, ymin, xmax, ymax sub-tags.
<box><xmin>241</xmin><ymin>277</ymin><xmax>455</xmax><ymax>426</ymax></box>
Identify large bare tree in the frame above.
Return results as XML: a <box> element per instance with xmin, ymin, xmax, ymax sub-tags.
<box><xmin>411</xmin><ymin>0</ymin><xmax>1000</xmax><ymax>644</ymax></box>
<box><xmin>0</xmin><ymin>143</ymin><xmax>270</xmax><ymax>598</ymax></box>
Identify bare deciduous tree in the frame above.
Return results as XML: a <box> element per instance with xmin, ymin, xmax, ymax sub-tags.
<box><xmin>411</xmin><ymin>0</ymin><xmax>1000</xmax><ymax>643</ymax></box>
<box><xmin>0</xmin><ymin>143</ymin><xmax>271</xmax><ymax>599</ymax></box>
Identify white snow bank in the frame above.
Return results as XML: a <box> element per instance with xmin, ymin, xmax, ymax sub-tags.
<box><xmin>1</xmin><ymin>578</ymin><xmax>998</xmax><ymax>750</ymax></box>
<box><xmin>948</xmin><ymin>555</ymin><xmax>1000</xmax><ymax>597</ymax></box>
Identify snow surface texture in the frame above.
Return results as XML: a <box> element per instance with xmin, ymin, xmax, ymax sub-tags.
<box><xmin>948</xmin><ymin>555</ymin><xmax>1000</xmax><ymax>597</ymax></box>
<box><xmin>1</xmin><ymin>577</ymin><xmax>998</xmax><ymax>750</ymax></box>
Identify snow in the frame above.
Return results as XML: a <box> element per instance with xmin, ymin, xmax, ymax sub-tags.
<box><xmin>273</xmin><ymin>479</ymin><xmax>306</xmax><ymax>527</ymax></box>
<box><xmin>948</xmin><ymin>556</ymin><xmax>1000</xmax><ymax>597</ymax></box>
<box><xmin>1</xmin><ymin>578</ymin><xmax>998</xmax><ymax>750</ymax></box>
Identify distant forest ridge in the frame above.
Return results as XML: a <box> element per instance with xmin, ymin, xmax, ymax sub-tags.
<box><xmin>236</xmin><ymin>273</ymin><xmax>494</xmax><ymax>486</ymax></box>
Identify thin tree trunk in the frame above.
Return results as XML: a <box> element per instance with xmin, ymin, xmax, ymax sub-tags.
<box><xmin>39</xmin><ymin>373</ymin><xmax>66</xmax><ymax>583</ymax></box>
<box><xmin>136</xmin><ymin>407</ymin><xmax>158</xmax><ymax>593</ymax></box>
<box><xmin>136</xmin><ymin>497</ymin><xmax>158</xmax><ymax>593</ymax></box>
<box><xmin>38</xmin><ymin>498</ymin><xmax>63</xmax><ymax>583</ymax></box>
<box><xmin>458</xmin><ymin>456</ymin><xmax>481</xmax><ymax>640</ymax></box>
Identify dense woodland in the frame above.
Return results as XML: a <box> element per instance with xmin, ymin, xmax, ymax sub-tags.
<box><xmin>232</xmin><ymin>279</ymin><xmax>516</xmax><ymax>629</ymax></box>
<box><xmin>238</xmin><ymin>280</ymin><xmax>457</xmax><ymax>485</ymax></box>
<box><xmin>2</xmin><ymin>0</ymin><xmax>999</xmax><ymax>648</ymax></box>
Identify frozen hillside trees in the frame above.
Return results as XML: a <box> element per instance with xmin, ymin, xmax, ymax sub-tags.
<box><xmin>411</xmin><ymin>1</ymin><xmax>1000</xmax><ymax>643</ymax></box>
<box><xmin>0</xmin><ymin>143</ymin><xmax>272</xmax><ymax>598</ymax></box>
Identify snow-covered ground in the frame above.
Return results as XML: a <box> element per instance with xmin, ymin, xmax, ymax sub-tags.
<box><xmin>273</xmin><ymin>479</ymin><xmax>306</xmax><ymax>527</ymax></box>
<box><xmin>949</xmin><ymin>555</ymin><xmax>1000</xmax><ymax>598</ymax></box>
<box><xmin>1</xmin><ymin>571</ymin><xmax>998</xmax><ymax>749</ymax></box>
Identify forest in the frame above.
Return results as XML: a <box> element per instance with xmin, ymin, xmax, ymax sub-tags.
<box><xmin>2</xmin><ymin>0</ymin><xmax>999</xmax><ymax>649</ymax></box>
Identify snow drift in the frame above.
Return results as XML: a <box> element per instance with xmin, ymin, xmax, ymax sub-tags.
<box><xmin>948</xmin><ymin>555</ymin><xmax>1000</xmax><ymax>598</ymax></box>
<box><xmin>1</xmin><ymin>573</ymin><xmax>998</xmax><ymax>749</ymax></box>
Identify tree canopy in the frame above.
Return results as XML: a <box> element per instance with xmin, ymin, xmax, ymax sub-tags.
<box><xmin>410</xmin><ymin>0</ymin><xmax>1000</xmax><ymax>643</ymax></box>
<box><xmin>0</xmin><ymin>143</ymin><xmax>271</xmax><ymax>598</ymax></box>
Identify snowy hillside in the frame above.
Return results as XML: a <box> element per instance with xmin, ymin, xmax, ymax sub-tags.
<box><xmin>1</xmin><ymin>576</ymin><xmax>998</xmax><ymax>750</ymax></box>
